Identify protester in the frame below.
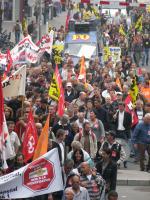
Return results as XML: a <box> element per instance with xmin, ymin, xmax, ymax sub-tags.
<box><xmin>96</xmin><ymin>148</ymin><xmax>117</xmax><ymax>192</ymax></box>
<box><xmin>132</xmin><ymin>113</ymin><xmax>150</xmax><ymax>172</ymax></box>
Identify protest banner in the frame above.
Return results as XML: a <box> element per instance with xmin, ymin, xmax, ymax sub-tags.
<box><xmin>36</xmin><ymin>30</ymin><xmax>54</xmax><ymax>55</ymax></box>
<box><xmin>2</xmin><ymin>65</ymin><xmax>26</xmax><ymax>98</ymax></box>
<box><xmin>103</xmin><ymin>46</ymin><xmax>121</xmax><ymax>63</ymax></box>
<box><xmin>0</xmin><ymin>148</ymin><xmax>64</xmax><ymax>199</ymax></box>
<box><xmin>11</xmin><ymin>35</ymin><xmax>39</xmax><ymax>64</ymax></box>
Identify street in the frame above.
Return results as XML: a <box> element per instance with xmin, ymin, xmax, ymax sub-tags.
<box><xmin>117</xmin><ymin>186</ymin><xmax>150</xmax><ymax>200</ymax></box>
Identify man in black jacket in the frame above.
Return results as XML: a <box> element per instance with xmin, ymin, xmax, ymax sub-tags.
<box><xmin>114</xmin><ymin>102</ymin><xmax>132</xmax><ymax>140</ymax></box>
<box><xmin>113</xmin><ymin>102</ymin><xmax>132</xmax><ymax>167</ymax></box>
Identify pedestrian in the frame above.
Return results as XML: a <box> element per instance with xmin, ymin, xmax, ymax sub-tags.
<box><xmin>80</xmin><ymin>162</ymin><xmax>106</xmax><ymax>200</ymax></box>
<box><xmin>74</xmin><ymin>121</ymin><xmax>97</xmax><ymax>159</ymax></box>
<box><xmin>100</xmin><ymin>131</ymin><xmax>126</xmax><ymax>167</ymax></box>
<box><xmin>96</xmin><ymin>148</ymin><xmax>117</xmax><ymax>192</ymax></box>
<box><xmin>67</xmin><ymin>174</ymin><xmax>90</xmax><ymax>200</ymax></box>
<box><xmin>13</xmin><ymin>20</ymin><xmax>21</xmax><ymax>44</ymax></box>
<box><xmin>132</xmin><ymin>113</ymin><xmax>150</xmax><ymax>172</ymax></box>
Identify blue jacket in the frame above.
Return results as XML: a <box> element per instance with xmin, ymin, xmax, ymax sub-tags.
<box><xmin>132</xmin><ymin>122</ymin><xmax>150</xmax><ymax>144</ymax></box>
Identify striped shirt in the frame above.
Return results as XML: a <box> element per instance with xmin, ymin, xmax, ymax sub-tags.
<box><xmin>80</xmin><ymin>174</ymin><xmax>105</xmax><ymax>200</ymax></box>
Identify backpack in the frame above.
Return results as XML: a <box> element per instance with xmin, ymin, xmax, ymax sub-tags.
<box><xmin>78</xmin><ymin>130</ymin><xmax>95</xmax><ymax>142</ymax></box>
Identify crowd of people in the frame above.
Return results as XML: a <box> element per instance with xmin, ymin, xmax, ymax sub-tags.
<box><xmin>0</xmin><ymin>2</ymin><xmax>150</xmax><ymax>200</ymax></box>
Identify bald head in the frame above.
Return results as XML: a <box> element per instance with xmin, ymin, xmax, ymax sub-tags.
<box><xmin>80</xmin><ymin>162</ymin><xmax>91</xmax><ymax>175</ymax></box>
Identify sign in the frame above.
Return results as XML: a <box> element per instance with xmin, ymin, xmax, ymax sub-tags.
<box><xmin>0</xmin><ymin>148</ymin><xmax>63</xmax><ymax>199</ymax></box>
<box><xmin>23</xmin><ymin>158</ymin><xmax>54</xmax><ymax>191</ymax></box>
<box><xmin>2</xmin><ymin>65</ymin><xmax>26</xmax><ymax>98</ymax></box>
<box><xmin>72</xmin><ymin>34</ymin><xmax>90</xmax><ymax>41</ymax></box>
<box><xmin>103</xmin><ymin>46</ymin><xmax>121</xmax><ymax>63</ymax></box>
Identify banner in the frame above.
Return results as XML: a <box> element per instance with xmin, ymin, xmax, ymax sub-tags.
<box><xmin>36</xmin><ymin>30</ymin><xmax>54</xmax><ymax>55</ymax></box>
<box><xmin>2</xmin><ymin>65</ymin><xmax>26</xmax><ymax>98</ymax></box>
<box><xmin>103</xmin><ymin>47</ymin><xmax>121</xmax><ymax>63</ymax></box>
<box><xmin>0</xmin><ymin>148</ymin><xmax>64</xmax><ymax>199</ymax></box>
<box><xmin>11</xmin><ymin>35</ymin><xmax>39</xmax><ymax>64</ymax></box>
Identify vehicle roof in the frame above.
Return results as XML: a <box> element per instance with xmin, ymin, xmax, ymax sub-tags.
<box><xmin>65</xmin><ymin>31</ymin><xmax>97</xmax><ymax>44</ymax></box>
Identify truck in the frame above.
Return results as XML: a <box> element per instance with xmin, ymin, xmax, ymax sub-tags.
<box><xmin>64</xmin><ymin>18</ymin><xmax>102</xmax><ymax>65</ymax></box>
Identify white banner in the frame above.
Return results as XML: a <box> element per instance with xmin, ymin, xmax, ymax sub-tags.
<box><xmin>11</xmin><ymin>35</ymin><xmax>39</xmax><ymax>64</ymax></box>
<box><xmin>37</xmin><ymin>30</ymin><xmax>54</xmax><ymax>55</ymax></box>
<box><xmin>0</xmin><ymin>148</ymin><xmax>63</xmax><ymax>199</ymax></box>
<box><xmin>2</xmin><ymin>65</ymin><xmax>26</xmax><ymax>98</ymax></box>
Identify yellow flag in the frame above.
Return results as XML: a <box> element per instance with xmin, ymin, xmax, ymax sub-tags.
<box><xmin>22</xmin><ymin>17</ymin><xmax>27</xmax><ymax>32</ymax></box>
<box><xmin>33</xmin><ymin>114</ymin><xmax>50</xmax><ymax>160</ymax></box>
<box><xmin>119</xmin><ymin>24</ymin><xmax>126</xmax><ymax>36</ymax></box>
<box><xmin>135</xmin><ymin>15</ymin><xmax>143</xmax><ymax>32</ymax></box>
<box><xmin>49</xmin><ymin>73</ymin><xmax>60</xmax><ymax>101</ymax></box>
<box><xmin>91</xmin><ymin>6</ymin><xmax>100</xmax><ymax>19</ymax></box>
<box><xmin>129</xmin><ymin>77</ymin><xmax>139</xmax><ymax>105</ymax></box>
<box><xmin>52</xmin><ymin>44</ymin><xmax>64</xmax><ymax>64</ymax></box>
<box><xmin>103</xmin><ymin>46</ymin><xmax>111</xmax><ymax>62</ymax></box>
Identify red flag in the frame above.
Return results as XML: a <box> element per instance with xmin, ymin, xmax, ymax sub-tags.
<box><xmin>0</xmin><ymin>76</ymin><xmax>4</xmax><ymax>135</ymax></box>
<box><xmin>58</xmin><ymin>87</ymin><xmax>65</xmax><ymax>117</ymax></box>
<box><xmin>6</xmin><ymin>49</ymin><xmax>13</xmax><ymax>74</ymax></box>
<box><xmin>65</xmin><ymin>11</ymin><xmax>70</xmax><ymax>32</ymax></box>
<box><xmin>124</xmin><ymin>95</ymin><xmax>139</xmax><ymax>127</ymax></box>
<box><xmin>22</xmin><ymin>109</ymin><xmax>38</xmax><ymax>163</ymax></box>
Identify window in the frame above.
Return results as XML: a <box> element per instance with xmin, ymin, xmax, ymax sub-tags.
<box><xmin>4</xmin><ymin>0</ymin><xmax>13</xmax><ymax>21</ymax></box>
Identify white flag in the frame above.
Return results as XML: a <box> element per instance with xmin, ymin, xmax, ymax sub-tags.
<box><xmin>36</xmin><ymin>30</ymin><xmax>54</xmax><ymax>55</ymax></box>
<box><xmin>0</xmin><ymin>148</ymin><xmax>64</xmax><ymax>199</ymax></box>
<box><xmin>2</xmin><ymin>65</ymin><xmax>26</xmax><ymax>98</ymax></box>
<box><xmin>0</xmin><ymin>115</ymin><xmax>14</xmax><ymax>169</ymax></box>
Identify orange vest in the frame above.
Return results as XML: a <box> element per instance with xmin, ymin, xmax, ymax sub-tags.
<box><xmin>141</xmin><ymin>87</ymin><xmax>150</xmax><ymax>102</ymax></box>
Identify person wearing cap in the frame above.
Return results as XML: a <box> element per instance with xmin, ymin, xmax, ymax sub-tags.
<box><xmin>65</xmin><ymin>82</ymin><xmax>76</xmax><ymax>103</ymax></box>
<box><xmin>100</xmin><ymin>131</ymin><xmax>126</xmax><ymax>166</ymax></box>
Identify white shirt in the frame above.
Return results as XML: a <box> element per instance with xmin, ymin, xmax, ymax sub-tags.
<box><xmin>118</xmin><ymin>111</ymin><xmax>125</xmax><ymax>131</ymax></box>
<box><xmin>59</xmin><ymin>142</ymin><xmax>65</xmax><ymax>165</ymax></box>
<box><xmin>10</xmin><ymin>131</ymin><xmax>21</xmax><ymax>158</ymax></box>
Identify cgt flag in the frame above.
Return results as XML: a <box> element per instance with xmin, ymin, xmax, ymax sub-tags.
<box><xmin>22</xmin><ymin>109</ymin><xmax>38</xmax><ymax>163</ymax></box>
<box><xmin>0</xmin><ymin>149</ymin><xmax>64</xmax><ymax>199</ymax></box>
